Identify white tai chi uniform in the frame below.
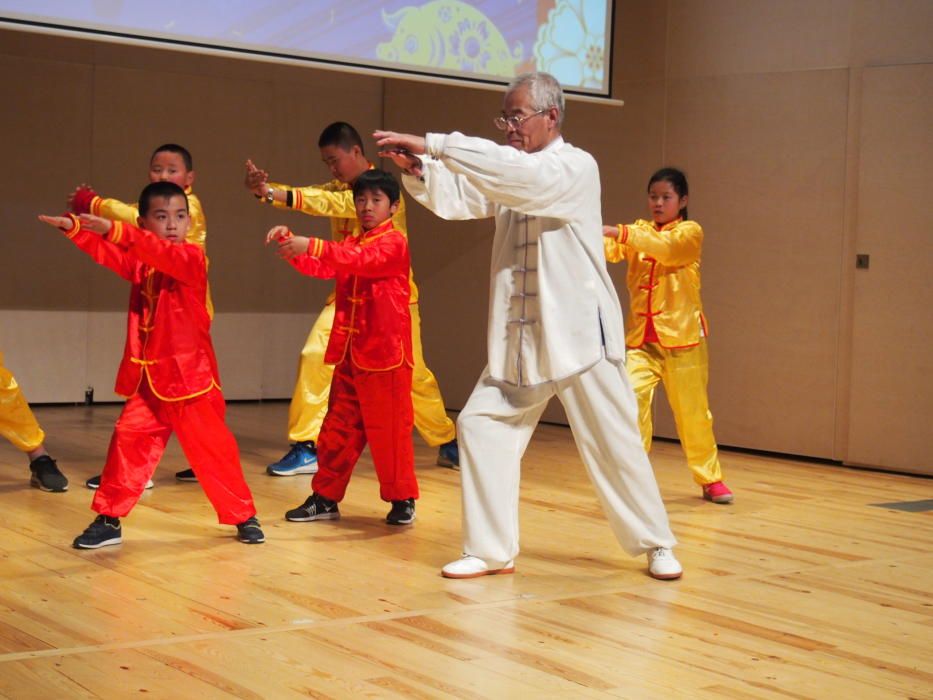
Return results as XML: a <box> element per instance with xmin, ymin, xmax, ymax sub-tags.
<box><xmin>405</xmin><ymin>132</ymin><xmax>676</xmax><ymax>566</ymax></box>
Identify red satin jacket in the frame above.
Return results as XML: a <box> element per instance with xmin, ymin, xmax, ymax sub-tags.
<box><xmin>64</xmin><ymin>218</ymin><xmax>220</xmax><ymax>400</ymax></box>
<box><xmin>288</xmin><ymin>218</ymin><xmax>413</xmax><ymax>371</ymax></box>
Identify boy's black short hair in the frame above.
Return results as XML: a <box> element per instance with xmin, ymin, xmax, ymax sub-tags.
<box><xmin>352</xmin><ymin>169</ymin><xmax>400</xmax><ymax>204</ymax></box>
<box><xmin>138</xmin><ymin>181</ymin><xmax>189</xmax><ymax>216</ymax></box>
<box><xmin>318</xmin><ymin>122</ymin><xmax>364</xmax><ymax>155</ymax></box>
<box><xmin>151</xmin><ymin>143</ymin><xmax>193</xmax><ymax>171</ymax></box>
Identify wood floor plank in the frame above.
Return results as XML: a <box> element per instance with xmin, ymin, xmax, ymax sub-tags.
<box><xmin>0</xmin><ymin>402</ymin><xmax>930</xmax><ymax>698</ymax></box>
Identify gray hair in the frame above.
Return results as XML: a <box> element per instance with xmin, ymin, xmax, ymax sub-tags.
<box><xmin>506</xmin><ymin>72</ymin><xmax>565</xmax><ymax>127</ymax></box>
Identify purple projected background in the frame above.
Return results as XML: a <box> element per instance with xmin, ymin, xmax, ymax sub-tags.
<box><xmin>0</xmin><ymin>0</ymin><xmax>610</xmax><ymax>94</ymax></box>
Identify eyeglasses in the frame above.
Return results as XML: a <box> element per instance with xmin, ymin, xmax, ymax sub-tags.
<box><xmin>493</xmin><ymin>109</ymin><xmax>548</xmax><ymax>131</ymax></box>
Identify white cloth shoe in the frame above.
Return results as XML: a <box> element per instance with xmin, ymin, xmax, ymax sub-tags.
<box><xmin>441</xmin><ymin>555</ymin><xmax>515</xmax><ymax>579</ymax></box>
<box><xmin>647</xmin><ymin>547</ymin><xmax>683</xmax><ymax>580</ymax></box>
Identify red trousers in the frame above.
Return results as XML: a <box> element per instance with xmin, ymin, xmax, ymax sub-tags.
<box><xmin>93</xmin><ymin>384</ymin><xmax>256</xmax><ymax>524</ymax></box>
<box><xmin>312</xmin><ymin>359</ymin><xmax>417</xmax><ymax>503</ymax></box>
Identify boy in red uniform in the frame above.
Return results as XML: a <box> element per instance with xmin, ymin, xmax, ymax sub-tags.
<box><xmin>70</xmin><ymin>143</ymin><xmax>210</xmax><ymax>487</ymax></box>
<box><xmin>39</xmin><ymin>182</ymin><xmax>264</xmax><ymax>548</ymax></box>
<box><xmin>266</xmin><ymin>169</ymin><xmax>418</xmax><ymax>526</ymax></box>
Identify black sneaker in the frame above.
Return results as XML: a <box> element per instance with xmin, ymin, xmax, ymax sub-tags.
<box><xmin>29</xmin><ymin>455</ymin><xmax>68</xmax><ymax>492</ymax></box>
<box><xmin>386</xmin><ymin>498</ymin><xmax>415</xmax><ymax>525</ymax></box>
<box><xmin>236</xmin><ymin>516</ymin><xmax>265</xmax><ymax>544</ymax></box>
<box><xmin>86</xmin><ymin>474</ymin><xmax>154</xmax><ymax>490</ymax></box>
<box><xmin>285</xmin><ymin>493</ymin><xmax>340</xmax><ymax>522</ymax></box>
<box><xmin>175</xmin><ymin>468</ymin><xmax>198</xmax><ymax>482</ymax></box>
<box><xmin>73</xmin><ymin>515</ymin><xmax>122</xmax><ymax>549</ymax></box>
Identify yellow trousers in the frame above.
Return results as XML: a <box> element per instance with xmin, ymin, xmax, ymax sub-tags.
<box><xmin>287</xmin><ymin>303</ymin><xmax>456</xmax><ymax>447</ymax></box>
<box><xmin>626</xmin><ymin>341</ymin><xmax>722</xmax><ymax>486</ymax></box>
<box><xmin>0</xmin><ymin>352</ymin><xmax>45</xmax><ymax>453</ymax></box>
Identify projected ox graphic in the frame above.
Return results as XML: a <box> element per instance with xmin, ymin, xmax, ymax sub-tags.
<box><xmin>377</xmin><ymin>1</ymin><xmax>522</xmax><ymax>78</ymax></box>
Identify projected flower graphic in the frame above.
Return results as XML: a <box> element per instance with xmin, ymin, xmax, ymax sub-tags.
<box><xmin>377</xmin><ymin>0</ymin><xmax>521</xmax><ymax>78</ymax></box>
<box><xmin>534</xmin><ymin>0</ymin><xmax>606</xmax><ymax>89</ymax></box>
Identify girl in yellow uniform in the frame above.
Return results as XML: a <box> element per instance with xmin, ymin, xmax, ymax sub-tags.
<box><xmin>604</xmin><ymin>168</ymin><xmax>733</xmax><ymax>503</ymax></box>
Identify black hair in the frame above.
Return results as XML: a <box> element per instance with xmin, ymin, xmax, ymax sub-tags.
<box><xmin>318</xmin><ymin>121</ymin><xmax>365</xmax><ymax>155</ymax></box>
<box><xmin>138</xmin><ymin>181</ymin><xmax>189</xmax><ymax>217</ymax></box>
<box><xmin>352</xmin><ymin>169</ymin><xmax>400</xmax><ymax>204</ymax></box>
<box><xmin>648</xmin><ymin>167</ymin><xmax>689</xmax><ymax>219</ymax></box>
<box><xmin>151</xmin><ymin>143</ymin><xmax>193</xmax><ymax>171</ymax></box>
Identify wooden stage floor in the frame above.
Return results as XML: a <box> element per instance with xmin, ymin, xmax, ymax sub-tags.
<box><xmin>1</xmin><ymin>402</ymin><xmax>930</xmax><ymax>698</ymax></box>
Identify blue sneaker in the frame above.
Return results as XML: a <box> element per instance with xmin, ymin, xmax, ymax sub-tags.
<box><xmin>436</xmin><ymin>439</ymin><xmax>459</xmax><ymax>470</ymax></box>
<box><xmin>267</xmin><ymin>441</ymin><xmax>318</xmax><ymax>476</ymax></box>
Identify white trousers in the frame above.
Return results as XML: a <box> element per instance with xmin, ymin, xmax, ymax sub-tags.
<box><xmin>457</xmin><ymin>357</ymin><xmax>677</xmax><ymax>566</ymax></box>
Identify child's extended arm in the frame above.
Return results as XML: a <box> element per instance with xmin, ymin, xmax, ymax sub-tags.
<box><xmin>266</xmin><ymin>226</ymin><xmax>408</xmax><ymax>279</ymax></box>
<box><xmin>603</xmin><ymin>221</ymin><xmax>703</xmax><ymax>267</ymax></box>
<box><xmin>69</xmin><ymin>185</ymin><xmax>139</xmax><ymax>226</ymax></box>
<box><xmin>266</xmin><ymin>226</ymin><xmax>337</xmax><ymax>279</ymax></box>
<box><xmin>603</xmin><ymin>224</ymin><xmax>627</xmax><ymax>264</ymax></box>
<box><xmin>310</xmin><ymin>230</ymin><xmax>409</xmax><ymax>278</ymax></box>
<box><xmin>38</xmin><ymin>213</ymin><xmax>135</xmax><ymax>280</ymax></box>
<box><xmin>246</xmin><ymin>160</ymin><xmax>357</xmax><ymax>219</ymax></box>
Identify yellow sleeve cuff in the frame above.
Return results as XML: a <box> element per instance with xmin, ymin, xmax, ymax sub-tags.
<box><xmin>108</xmin><ymin>220</ymin><xmax>125</xmax><ymax>245</ymax></box>
<box><xmin>63</xmin><ymin>214</ymin><xmax>80</xmax><ymax>239</ymax></box>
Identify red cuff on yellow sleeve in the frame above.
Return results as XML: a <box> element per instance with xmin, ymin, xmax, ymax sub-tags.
<box><xmin>292</xmin><ymin>189</ymin><xmax>303</xmax><ymax>210</ymax></box>
<box><xmin>90</xmin><ymin>196</ymin><xmax>103</xmax><ymax>216</ymax></box>
<box><xmin>619</xmin><ymin>224</ymin><xmax>629</xmax><ymax>245</ymax></box>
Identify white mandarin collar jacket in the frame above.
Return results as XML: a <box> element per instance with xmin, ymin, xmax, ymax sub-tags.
<box><xmin>404</xmin><ymin>132</ymin><xmax>626</xmax><ymax>387</ymax></box>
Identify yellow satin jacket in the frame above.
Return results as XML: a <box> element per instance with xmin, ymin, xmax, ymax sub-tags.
<box><xmin>269</xmin><ymin>176</ymin><xmax>419</xmax><ymax>304</ymax></box>
<box><xmin>604</xmin><ymin>218</ymin><xmax>708</xmax><ymax>349</ymax></box>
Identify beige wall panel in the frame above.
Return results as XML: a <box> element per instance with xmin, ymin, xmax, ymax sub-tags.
<box><xmin>259</xmin><ymin>312</ymin><xmax>320</xmax><ymax>400</ymax></box>
<box><xmin>0</xmin><ymin>311</ymin><xmax>88</xmax><ymax>403</ymax></box>
<box><xmin>667</xmin><ymin>0</ymin><xmax>851</xmax><ymax>78</ymax></box>
<box><xmin>46</xmin><ymin>311</ymin><xmax>312</xmax><ymax>405</ymax></box>
<box><xmin>0</xmin><ymin>53</ymin><xmax>94</xmax><ymax>310</ymax></box>
<box><xmin>850</xmin><ymin>0</ymin><xmax>933</xmax><ymax>67</ymax></box>
<box><xmin>85</xmin><ymin>311</ymin><xmax>127</xmax><ymax>403</ymax></box>
<box><xmin>664</xmin><ymin>69</ymin><xmax>849</xmax><ymax>457</ymax></box>
<box><xmin>211</xmin><ymin>314</ymin><xmax>265</xmax><ymax>400</ymax></box>
<box><xmin>847</xmin><ymin>64</ymin><xmax>933</xmax><ymax>474</ymax></box>
<box><xmin>0</xmin><ymin>26</ymin><xmax>95</xmax><ymax>64</ymax></box>
<box><xmin>612</xmin><ymin>1</ymin><xmax>669</xmax><ymax>86</ymax></box>
<box><xmin>90</xmin><ymin>38</ymin><xmax>272</xmax><ymax>84</ymax></box>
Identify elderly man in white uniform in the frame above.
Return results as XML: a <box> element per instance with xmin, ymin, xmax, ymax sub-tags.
<box><xmin>375</xmin><ymin>72</ymin><xmax>682</xmax><ymax>581</ymax></box>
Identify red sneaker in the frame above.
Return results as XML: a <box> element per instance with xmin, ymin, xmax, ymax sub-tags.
<box><xmin>702</xmin><ymin>481</ymin><xmax>734</xmax><ymax>504</ymax></box>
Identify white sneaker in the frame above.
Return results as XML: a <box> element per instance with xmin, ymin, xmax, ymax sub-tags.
<box><xmin>441</xmin><ymin>555</ymin><xmax>515</xmax><ymax>579</ymax></box>
<box><xmin>647</xmin><ymin>547</ymin><xmax>683</xmax><ymax>580</ymax></box>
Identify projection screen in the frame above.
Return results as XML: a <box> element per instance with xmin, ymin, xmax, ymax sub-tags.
<box><xmin>0</xmin><ymin>1</ymin><xmax>614</xmax><ymax>96</ymax></box>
